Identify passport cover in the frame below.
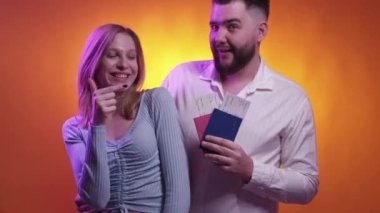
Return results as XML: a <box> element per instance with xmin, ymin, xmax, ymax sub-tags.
<box><xmin>198</xmin><ymin>108</ymin><xmax>243</xmax><ymax>152</ymax></box>
<box><xmin>193</xmin><ymin>113</ymin><xmax>212</xmax><ymax>141</ymax></box>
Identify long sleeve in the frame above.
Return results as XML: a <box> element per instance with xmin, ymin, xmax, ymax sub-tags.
<box><xmin>62</xmin><ymin>118</ymin><xmax>110</xmax><ymax>209</ymax></box>
<box><xmin>151</xmin><ymin>88</ymin><xmax>191</xmax><ymax>213</ymax></box>
<box><xmin>243</xmin><ymin>98</ymin><xmax>319</xmax><ymax>204</ymax></box>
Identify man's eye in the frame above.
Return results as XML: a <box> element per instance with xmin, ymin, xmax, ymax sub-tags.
<box><xmin>210</xmin><ymin>25</ymin><xmax>219</xmax><ymax>31</ymax></box>
<box><xmin>228</xmin><ymin>24</ymin><xmax>238</xmax><ymax>31</ymax></box>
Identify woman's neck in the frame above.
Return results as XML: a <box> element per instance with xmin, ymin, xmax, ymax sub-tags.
<box><xmin>104</xmin><ymin>115</ymin><xmax>134</xmax><ymax>141</ymax></box>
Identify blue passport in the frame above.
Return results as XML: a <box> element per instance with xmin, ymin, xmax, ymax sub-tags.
<box><xmin>200</xmin><ymin>108</ymin><xmax>243</xmax><ymax>152</ymax></box>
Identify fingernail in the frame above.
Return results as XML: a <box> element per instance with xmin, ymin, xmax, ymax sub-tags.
<box><xmin>123</xmin><ymin>84</ymin><xmax>128</xmax><ymax>88</ymax></box>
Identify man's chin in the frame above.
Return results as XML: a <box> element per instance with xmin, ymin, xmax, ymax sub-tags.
<box><xmin>214</xmin><ymin>58</ymin><xmax>231</xmax><ymax>68</ymax></box>
<box><xmin>215</xmin><ymin>63</ymin><xmax>235</xmax><ymax>75</ymax></box>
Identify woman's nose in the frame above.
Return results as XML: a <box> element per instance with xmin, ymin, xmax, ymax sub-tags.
<box><xmin>116</xmin><ymin>57</ymin><xmax>128</xmax><ymax>70</ymax></box>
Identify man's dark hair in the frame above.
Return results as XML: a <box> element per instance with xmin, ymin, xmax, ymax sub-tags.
<box><xmin>213</xmin><ymin>0</ymin><xmax>270</xmax><ymax>18</ymax></box>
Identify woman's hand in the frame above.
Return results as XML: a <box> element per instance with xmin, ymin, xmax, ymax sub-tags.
<box><xmin>88</xmin><ymin>78</ymin><xmax>126</xmax><ymax>125</ymax></box>
<box><xmin>74</xmin><ymin>194</ymin><xmax>97</xmax><ymax>213</ymax></box>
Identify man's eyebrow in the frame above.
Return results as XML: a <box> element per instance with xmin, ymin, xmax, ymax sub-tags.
<box><xmin>209</xmin><ymin>21</ymin><xmax>218</xmax><ymax>25</ymax></box>
<box><xmin>209</xmin><ymin>18</ymin><xmax>241</xmax><ymax>25</ymax></box>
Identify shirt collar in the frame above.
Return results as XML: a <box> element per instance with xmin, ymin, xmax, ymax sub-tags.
<box><xmin>199</xmin><ymin>59</ymin><xmax>274</xmax><ymax>95</ymax></box>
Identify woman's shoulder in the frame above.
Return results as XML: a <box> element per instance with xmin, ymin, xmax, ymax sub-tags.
<box><xmin>141</xmin><ymin>87</ymin><xmax>176</xmax><ymax>111</ymax></box>
<box><xmin>63</xmin><ymin>116</ymin><xmax>81</xmax><ymax>128</ymax></box>
<box><xmin>143</xmin><ymin>87</ymin><xmax>173</xmax><ymax>101</ymax></box>
<box><xmin>62</xmin><ymin>116</ymin><xmax>84</xmax><ymax>140</ymax></box>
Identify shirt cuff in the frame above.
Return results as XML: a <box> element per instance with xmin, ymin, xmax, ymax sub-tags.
<box><xmin>242</xmin><ymin>162</ymin><xmax>273</xmax><ymax>197</ymax></box>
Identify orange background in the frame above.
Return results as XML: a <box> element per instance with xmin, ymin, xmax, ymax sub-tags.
<box><xmin>1</xmin><ymin>0</ymin><xmax>379</xmax><ymax>212</ymax></box>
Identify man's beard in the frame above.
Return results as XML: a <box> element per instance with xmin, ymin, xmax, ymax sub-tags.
<box><xmin>212</xmin><ymin>43</ymin><xmax>256</xmax><ymax>76</ymax></box>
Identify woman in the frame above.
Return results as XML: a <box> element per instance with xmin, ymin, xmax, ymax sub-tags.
<box><xmin>62</xmin><ymin>24</ymin><xmax>190</xmax><ymax>213</ymax></box>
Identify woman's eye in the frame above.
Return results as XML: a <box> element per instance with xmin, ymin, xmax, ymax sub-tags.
<box><xmin>127</xmin><ymin>52</ymin><xmax>137</xmax><ymax>59</ymax></box>
<box><xmin>106</xmin><ymin>52</ymin><xmax>117</xmax><ymax>58</ymax></box>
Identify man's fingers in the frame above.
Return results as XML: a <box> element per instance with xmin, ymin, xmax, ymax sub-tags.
<box><xmin>202</xmin><ymin>141</ymin><xmax>230</xmax><ymax>156</ymax></box>
<box><xmin>201</xmin><ymin>141</ymin><xmax>220</xmax><ymax>153</ymax></box>
<box><xmin>205</xmin><ymin>135</ymin><xmax>237</xmax><ymax>149</ymax></box>
<box><xmin>204</xmin><ymin>153</ymin><xmax>231</xmax><ymax>165</ymax></box>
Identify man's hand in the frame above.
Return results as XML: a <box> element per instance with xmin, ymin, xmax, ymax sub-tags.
<box><xmin>201</xmin><ymin>135</ymin><xmax>254</xmax><ymax>183</ymax></box>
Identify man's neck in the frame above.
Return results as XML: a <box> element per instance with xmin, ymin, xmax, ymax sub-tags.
<box><xmin>220</xmin><ymin>55</ymin><xmax>261</xmax><ymax>95</ymax></box>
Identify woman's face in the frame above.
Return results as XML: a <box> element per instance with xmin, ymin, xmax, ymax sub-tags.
<box><xmin>95</xmin><ymin>32</ymin><xmax>138</xmax><ymax>89</ymax></box>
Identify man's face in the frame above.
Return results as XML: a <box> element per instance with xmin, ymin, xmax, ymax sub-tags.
<box><xmin>209</xmin><ymin>1</ymin><xmax>261</xmax><ymax>75</ymax></box>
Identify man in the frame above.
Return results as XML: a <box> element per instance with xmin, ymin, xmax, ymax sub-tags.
<box><xmin>162</xmin><ymin>0</ymin><xmax>319</xmax><ymax>212</ymax></box>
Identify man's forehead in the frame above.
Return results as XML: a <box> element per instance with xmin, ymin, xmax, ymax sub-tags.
<box><xmin>210</xmin><ymin>2</ymin><xmax>265</xmax><ymax>24</ymax></box>
<box><xmin>210</xmin><ymin>2</ymin><xmax>247</xmax><ymax>22</ymax></box>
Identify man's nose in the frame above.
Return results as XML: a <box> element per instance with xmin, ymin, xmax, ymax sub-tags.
<box><xmin>213</xmin><ymin>28</ymin><xmax>228</xmax><ymax>43</ymax></box>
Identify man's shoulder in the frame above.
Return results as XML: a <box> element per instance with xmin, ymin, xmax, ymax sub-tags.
<box><xmin>265</xmin><ymin>65</ymin><xmax>308</xmax><ymax>97</ymax></box>
<box><xmin>168</xmin><ymin>60</ymin><xmax>213</xmax><ymax>77</ymax></box>
<box><xmin>162</xmin><ymin>60</ymin><xmax>213</xmax><ymax>91</ymax></box>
